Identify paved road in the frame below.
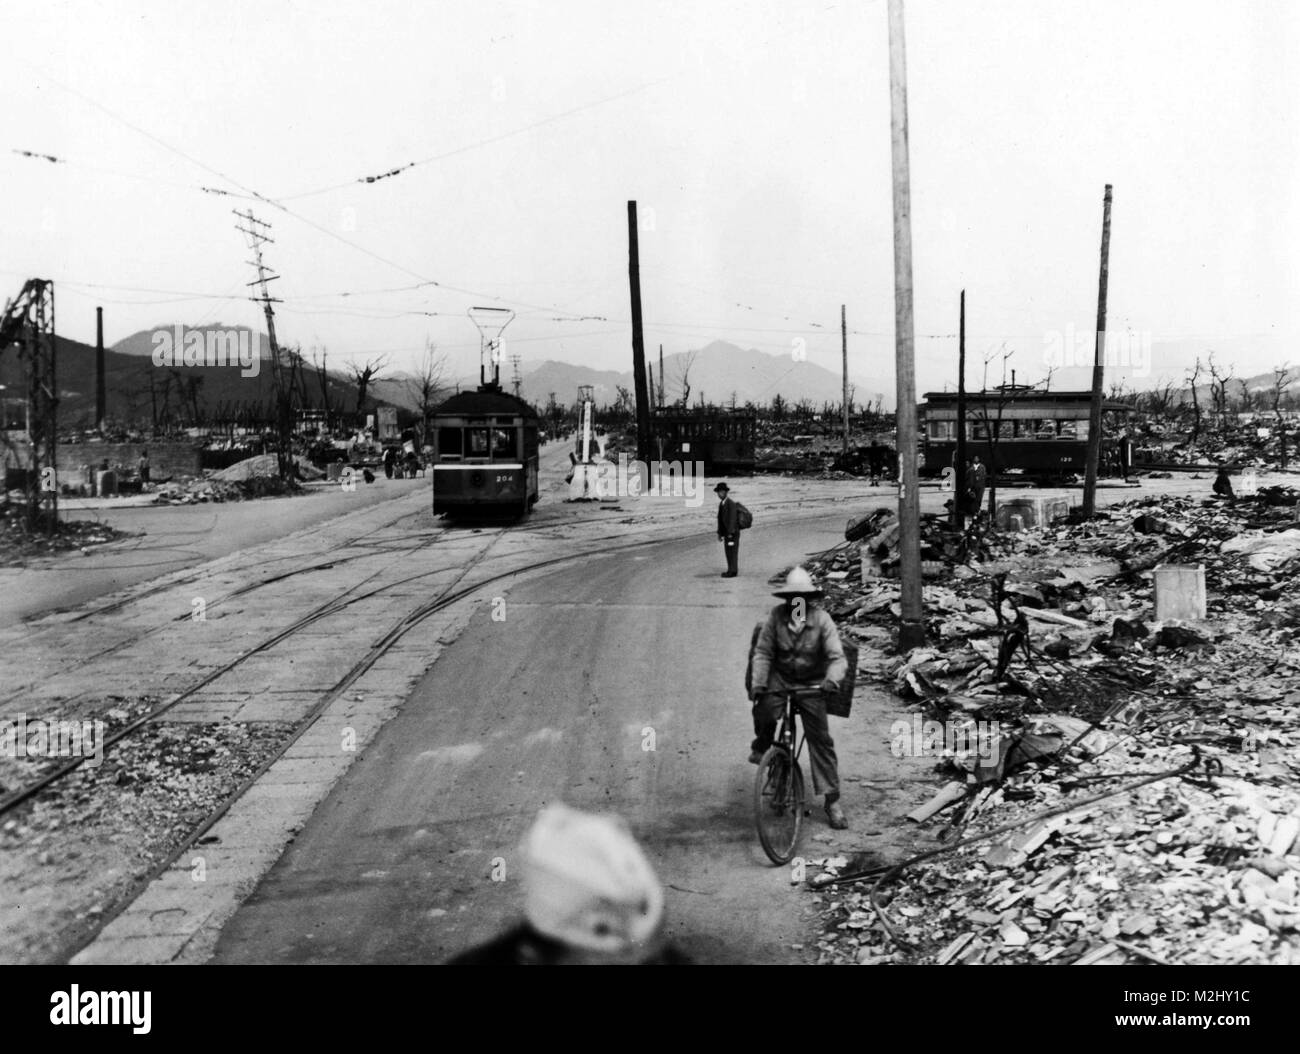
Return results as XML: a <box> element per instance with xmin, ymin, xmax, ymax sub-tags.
<box><xmin>210</xmin><ymin>509</ymin><xmax>881</xmax><ymax>964</ymax></box>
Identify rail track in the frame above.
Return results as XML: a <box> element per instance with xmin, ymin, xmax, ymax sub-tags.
<box><xmin>4</xmin><ymin>490</ymin><xmax>862</xmax><ymax>961</ymax></box>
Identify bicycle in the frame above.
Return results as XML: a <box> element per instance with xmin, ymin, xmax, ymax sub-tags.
<box><xmin>752</xmin><ymin>685</ymin><xmax>827</xmax><ymax>865</ymax></box>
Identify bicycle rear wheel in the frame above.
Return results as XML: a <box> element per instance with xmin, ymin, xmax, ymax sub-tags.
<box><xmin>754</xmin><ymin>746</ymin><xmax>805</xmax><ymax>865</ymax></box>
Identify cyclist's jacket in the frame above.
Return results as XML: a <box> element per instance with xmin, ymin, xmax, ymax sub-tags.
<box><xmin>750</xmin><ymin>603</ymin><xmax>847</xmax><ymax>692</ymax></box>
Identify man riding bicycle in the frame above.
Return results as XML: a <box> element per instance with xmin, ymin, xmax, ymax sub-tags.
<box><xmin>748</xmin><ymin>566</ymin><xmax>849</xmax><ymax>830</ymax></box>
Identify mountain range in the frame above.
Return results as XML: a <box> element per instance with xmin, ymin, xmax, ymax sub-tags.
<box><xmin>480</xmin><ymin>340</ymin><xmax>884</xmax><ymax>411</ymax></box>
<box><xmin>12</xmin><ymin>323</ymin><xmax>1294</xmax><ymax>427</ymax></box>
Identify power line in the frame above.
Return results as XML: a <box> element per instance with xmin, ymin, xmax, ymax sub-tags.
<box><xmin>273</xmin><ymin>77</ymin><xmax>670</xmax><ymax>201</ymax></box>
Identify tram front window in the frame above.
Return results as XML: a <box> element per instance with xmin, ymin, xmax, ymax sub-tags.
<box><xmin>467</xmin><ymin>428</ymin><xmax>490</xmax><ymax>457</ymax></box>
<box><xmin>491</xmin><ymin>428</ymin><xmax>514</xmax><ymax>458</ymax></box>
<box><xmin>438</xmin><ymin>427</ymin><xmax>463</xmax><ymax>459</ymax></box>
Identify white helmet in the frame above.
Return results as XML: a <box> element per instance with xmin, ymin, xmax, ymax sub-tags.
<box><xmin>521</xmin><ymin>803</ymin><xmax>665</xmax><ymax>958</ymax></box>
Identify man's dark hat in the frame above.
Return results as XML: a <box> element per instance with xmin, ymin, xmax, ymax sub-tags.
<box><xmin>714</xmin><ymin>482</ymin><xmax>729</xmax><ymax>494</ymax></box>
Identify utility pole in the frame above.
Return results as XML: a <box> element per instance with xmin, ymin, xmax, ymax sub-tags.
<box><xmin>953</xmin><ymin>289</ymin><xmax>967</xmax><ymax>529</ymax></box>
<box><xmin>95</xmin><ymin>306</ymin><xmax>105</xmax><ymax>433</ymax></box>
<box><xmin>1082</xmin><ymin>184</ymin><xmax>1113</xmax><ymax>518</ymax></box>
<box><xmin>234</xmin><ymin>209</ymin><xmax>291</xmax><ymax>478</ymax></box>
<box><xmin>627</xmin><ymin>201</ymin><xmax>652</xmax><ymax>462</ymax></box>
<box><xmin>841</xmin><ymin>304</ymin><xmax>850</xmax><ymax>456</ymax></box>
<box><xmin>510</xmin><ymin>353</ymin><xmax>522</xmax><ymax>398</ymax></box>
<box><xmin>0</xmin><ymin>278</ymin><xmax>57</xmax><ymax>531</ymax></box>
<box><xmin>888</xmin><ymin>0</ymin><xmax>924</xmax><ymax>650</ymax></box>
<box><xmin>659</xmin><ymin>344</ymin><xmax>665</xmax><ymax>408</ymax></box>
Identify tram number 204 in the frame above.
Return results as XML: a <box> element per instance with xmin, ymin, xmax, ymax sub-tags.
<box><xmin>495</xmin><ymin>473</ymin><xmax>513</xmax><ymax>484</ymax></box>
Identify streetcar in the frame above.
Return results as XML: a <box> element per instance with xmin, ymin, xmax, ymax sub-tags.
<box><xmin>431</xmin><ymin>387</ymin><xmax>540</xmax><ymax>518</ymax></box>
<box><xmin>919</xmin><ymin>389</ymin><xmax>1132</xmax><ymax>481</ymax></box>
<box><xmin>651</xmin><ymin>409</ymin><xmax>756</xmax><ymax>473</ymax></box>
<box><xmin>431</xmin><ymin>306</ymin><xmax>541</xmax><ymax>518</ymax></box>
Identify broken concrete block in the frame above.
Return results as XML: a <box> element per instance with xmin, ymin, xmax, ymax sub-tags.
<box><xmin>1154</xmin><ymin>564</ymin><xmax>1207</xmax><ymax>621</ymax></box>
<box><xmin>1268</xmin><ymin>815</ymin><xmax>1300</xmax><ymax>856</ymax></box>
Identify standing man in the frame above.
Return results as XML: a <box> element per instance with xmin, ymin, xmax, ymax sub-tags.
<box><xmin>715</xmin><ymin>481</ymin><xmax>740</xmax><ymax>578</ymax></box>
<box><xmin>137</xmin><ymin>449</ymin><xmax>150</xmax><ymax>485</ymax></box>
<box><xmin>748</xmin><ymin>567</ymin><xmax>849</xmax><ymax>829</ymax></box>
<box><xmin>969</xmin><ymin>455</ymin><xmax>988</xmax><ymax>518</ymax></box>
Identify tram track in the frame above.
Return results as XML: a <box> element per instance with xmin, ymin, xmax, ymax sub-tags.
<box><xmin>0</xmin><ymin>510</ymin><xmax>455</xmax><ymax>709</ymax></box>
<box><xmin>11</xmin><ymin>493</ymin><xmax>866</xmax><ymax>823</ymax></box>
<box><xmin>2</xmin><ymin>490</ymin><xmax>860</xmax><ymax>962</ymax></box>
<box><xmin>47</xmin><ymin>523</ymin><xmax>722</xmax><ymax>963</ymax></box>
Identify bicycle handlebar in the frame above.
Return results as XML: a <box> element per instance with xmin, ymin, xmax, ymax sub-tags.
<box><xmin>754</xmin><ymin>685</ymin><xmax>832</xmax><ymax>700</ymax></box>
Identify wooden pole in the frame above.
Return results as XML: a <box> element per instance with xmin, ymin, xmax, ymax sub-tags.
<box><xmin>841</xmin><ymin>304</ymin><xmax>850</xmax><ymax>456</ymax></box>
<box><xmin>1082</xmin><ymin>184</ymin><xmax>1113</xmax><ymax>518</ymax></box>
<box><xmin>95</xmin><ymin>306</ymin><xmax>105</xmax><ymax>433</ymax></box>
<box><xmin>627</xmin><ymin>201</ymin><xmax>652</xmax><ymax>462</ymax></box>
<box><xmin>954</xmin><ymin>289</ymin><xmax>967</xmax><ymax>528</ymax></box>
<box><xmin>888</xmin><ymin>0</ymin><xmax>924</xmax><ymax>650</ymax></box>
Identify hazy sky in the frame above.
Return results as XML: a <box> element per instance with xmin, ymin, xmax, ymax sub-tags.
<box><xmin>3</xmin><ymin>0</ymin><xmax>1297</xmax><ymax>402</ymax></box>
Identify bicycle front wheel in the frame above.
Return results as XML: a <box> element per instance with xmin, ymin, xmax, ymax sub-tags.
<box><xmin>754</xmin><ymin>746</ymin><xmax>805</xmax><ymax>865</ymax></box>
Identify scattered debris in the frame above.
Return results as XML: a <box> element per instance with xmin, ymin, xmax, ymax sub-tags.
<box><xmin>809</xmin><ymin>487</ymin><xmax>1300</xmax><ymax>965</ymax></box>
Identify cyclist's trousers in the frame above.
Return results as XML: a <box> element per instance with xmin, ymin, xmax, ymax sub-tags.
<box><xmin>751</xmin><ymin>673</ymin><xmax>840</xmax><ymax>800</ymax></box>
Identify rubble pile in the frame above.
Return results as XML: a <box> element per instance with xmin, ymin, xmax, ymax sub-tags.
<box><xmin>150</xmin><ymin>474</ymin><xmax>304</xmax><ymax>504</ymax></box>
<box><xmin>0</xmin><ymin>504</ymin><xmax>127</xmax><ymax>564</ymax></box>
<box><xmin>1132</xmin><ymin>412</ymin><xmax>1300</xmax><ymax>471</ymax></box>
<box><xmin>209</xmin><ymin>453</ymin><xmax>325</xmax><ymax>483</ymax></box>
<box><xmin>807</xmin><ymin>488</ymin><xmax>1300</xmax><ymax>964</ymax></box>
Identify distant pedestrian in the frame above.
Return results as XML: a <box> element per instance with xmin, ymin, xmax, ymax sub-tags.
<box><xmin>716</xmin><ymin>482</ymin><xmax>740</xmax><ymax>578</ymax></box>
<box><xmin>137</xmin><ymin>450</ymin><xmax>150</xmax><ymax>484</ymax></box>
<box><xmin>1213</xmin><ymin>465</ymin><xmax>1235</xmax><ymax>500</ymax></box>
<box><xmin>968</xmin><ymin>455</ymin><xmax>988</xmax><ymax>516</ymax></box>
<box><xmin>867</xmin><ymin>440</ymin><xmax>881</xmax><ymax>486</ymax></box>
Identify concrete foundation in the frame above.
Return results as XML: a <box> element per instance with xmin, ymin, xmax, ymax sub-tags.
<box><xmin>995</xmin><ymin>496</ymin><xmax>1070</xmax><ymax>532</ymax></box>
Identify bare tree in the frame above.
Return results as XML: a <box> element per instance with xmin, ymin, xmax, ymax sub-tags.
<box><xmin>675</xmin><ymin>350</ymin><xmax>698</xmax><ymax>408</ymax></box>
<box><xmin>407</xmin><ymin>341</ymin><xmax>448</xmax><ymax>447</ymax></box>
<box><xmin>1185</xmin><ymin>356</ymin><xmax>1203</xmax><ymax>445</ymax></box>
<box><xmin>184</xmin><ymin>374</ymin><xmax>205</xmax><ymax>426</ymax></box>
<box><xmin>969</xmin><ymin>349</ymin><xmax>1021</xmax><ymax>520</ymax></box>
<box><xmin>348</xmin><ymin>354</ymin><xmax>391</xmax><ymax>417</ymax></box>
<box><xmin>1142</xmin><ymin>377</ymin><xmax>1176</xmax><ymax>417</ymax></box>
<box><xmin>1272</xmin><ymin>364</ymin><xmax>1292</xmax><ymax>469</ymax></box>
<box><xmin>1206</xmin><ymin>353</ymin><xmax>1233</xmax><ymax>432</ymax></box>
<box><xmin>115</xmin><ymin>377</ymin><xmax>147</xmax><ymax>430</ymax></box>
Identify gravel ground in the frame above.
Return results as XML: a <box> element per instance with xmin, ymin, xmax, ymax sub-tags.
<box><xmin>0</xmin><ymin>700</ymin><xmax>295</xmax><ymax>963</ymax></box>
